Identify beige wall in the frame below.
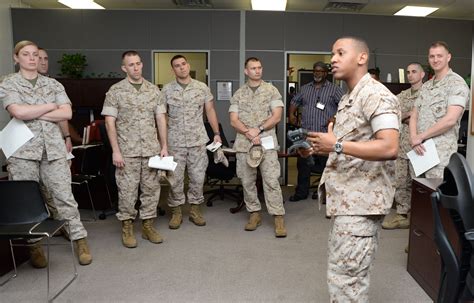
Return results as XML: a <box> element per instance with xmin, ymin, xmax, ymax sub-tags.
<box><xmin>154</xmin><ymin>52</ymin><xmax>208</xmax><ymax>87</ymax></box>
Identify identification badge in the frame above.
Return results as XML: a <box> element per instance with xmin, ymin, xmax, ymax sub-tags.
<box><xmin>316</xmin><ymin>102</ymin><xmax>325</xmax><ymax>110</ymax></box>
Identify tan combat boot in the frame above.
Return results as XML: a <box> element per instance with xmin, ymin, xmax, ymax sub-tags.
<box><xmin>122</xmin><ymin>219</ymin><xmax>137</xmax><ymax>248</ymax></box>
<box><xmin>189</xmin><ymin>204</ymin><xmax>206</xmax><ymax>226</ymax></box>
<box><xmin>169</xmin><ymin>206</ymin><xmax>183</xmax><ymax>229</ymax></box>
<box><xmin>142</xmin><ymin>219</ymin><xmax>163</xmax><ymax>244</ymax></box>
<box><xmin>245</xmin><ymin>212</ymin><xmax>262</xmax><ymax>231</ymax></box>
<box><xmin>382</xmin><ymin>214</ymin><xmax>409</xmax><ymax>230</ymax></box>
<box><xmin>75</xmin><ymin>238</ymin><xmax>92</xmax><ymax>265</ymax></box>
<box><xmin>274</xmin><ymin>215</ymin><xmax>287</xmax><ymax>238</ymax></box>
<box><xmin>29</xmin><ymin>243</ymin><xmax>47</xmax><ymax>268</ymax></box>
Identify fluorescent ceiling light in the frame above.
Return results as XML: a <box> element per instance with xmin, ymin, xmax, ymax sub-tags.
<box><xmin>58</xmin><ymin>0</ymin><xmax>105</xmax><ymax>9</ymax></box>
<box><xmin>251</xmin><ymin>0</ymin><xmax>287</xmax><ymax>11</ymax></box>
<box><xmin>394</xmin><ymin>6</ymin><xmax>438</xmax><ymax>17</ymax></box>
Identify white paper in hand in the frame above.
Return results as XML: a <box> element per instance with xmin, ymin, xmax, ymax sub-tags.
<box><xmin>206</xmin><ymin>141</ymin><xmax>222</xmax><ymax>152</ymax></box>
<box><xmin>261</xmin><ymin>136</ymin><xmax>275</xmax><ymax>150</ymax></box>
<box><xmin>0</xmin><ymin>118</ymin><xmax>34</xmax><ymax>159</ymax></box>
<box><xmin>148</xmin><ymin>156</ymin><xmax>178</xmax><ymax>171</ymax></box>
<box><xmin>406</xmin><ymin>139</ymin><xmax>441</xmax><ymax>177</ymax></box>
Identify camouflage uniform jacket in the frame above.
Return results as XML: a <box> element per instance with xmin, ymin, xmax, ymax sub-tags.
<box><xmin>161</xmin><ymin>79</ymin><xmax>213</xmax><ymax>148</ymax></box>
<box><xmin>101</xmin><ymin>78</ymin><xmax>165</xmax><ymax>157</ymax></box>
<box><xmin>414</xmin><ymin>69</ymin><xmax>469</xmax><ymax>167</ymax></box>
<box><xmin>0</xmin><ymin>73</ymin><xmax>70</xmax><ymax>161</ymax></box>
<box><xmin>319</xmin><ymin>73</ymin><xmax>400</xmax><ymax>216</ymax></box>
<box><xmin>397</xmin><ymin>88</ymin><xmax>420</xmax><ymax>159</ymax></box>
<box><xmin>229</xmin><ymin>81</ymin><xmax>284</xmax><ymax>153</ymax></box>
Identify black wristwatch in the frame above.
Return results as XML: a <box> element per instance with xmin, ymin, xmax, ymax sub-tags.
<box><xmin>258</xmin><ymin>125</ymin><xmax>265</xmax><ymax>134</ymax></box>
<box><xmin>334</xmin><ymin>141</ymin><xmax>343</xmax><ymax>154</ymax></box>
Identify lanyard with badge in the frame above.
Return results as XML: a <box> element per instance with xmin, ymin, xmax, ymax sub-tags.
<box><xmin>315</xmin><ymin>91</ymin><xmax>325</xmax><ymax>110</ymax></box>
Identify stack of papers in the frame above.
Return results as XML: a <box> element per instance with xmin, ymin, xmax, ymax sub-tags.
<box><xmin>206</xmin><ymin>141</ymin><xmax>222</xmax><ymax>152</ymax></box>
<box><xmin>0</xmin><ymin>118</ymin><xmax>34</xmax><ymax>159</ymax></box>
<box><xmin>407</xmin><ymin>139</ymin><xmax>441</xmax><ymax>177</ymax></box>
<box><xmin>148</xmin><ymin>156</ymin><xmax>178</xmax><ymax>172</ymax></box>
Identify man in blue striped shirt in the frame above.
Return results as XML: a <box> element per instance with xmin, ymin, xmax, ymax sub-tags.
<box><xmin>288</xmin><ymin>61</ymin><xmax>344</xmax><ymax>201</ymax></box>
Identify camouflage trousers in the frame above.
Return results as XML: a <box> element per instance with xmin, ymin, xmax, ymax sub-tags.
<box><xmin>236</xmin><ymin>150</ymin><xmax>285</xmax><ymax>215</ymax></box>
<box><xmin>394</xmin><ymin>158</ymin><xmax>412</xmax><ymax>214</ymax></box>
<box><xmin>328</xmin><ymin>215</ymin><xmax>383</xmax><ymax>303</ymax></box>
<box><xmin>167</xmin><ymin>145</ymin><xmax>208</xmax><ymax>207</ymax></box>
<box><xmin>40</xmin><ymin>182</ymin><xmax>59</xmax><ymax>219</ymax></box>
<box><xmin>115</xmin><ymin>157</ymin><xmax>161</xmax><ymax>221</ymax></box>
<box><xmin>7</xmin><ymin>155</ymin><xmax>87</xmax><ymax>241</ymax></box>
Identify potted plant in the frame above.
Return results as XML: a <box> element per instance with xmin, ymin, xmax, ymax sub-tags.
<box><xmin>58</xmin><ymin>53</ymin><xmax>87</xmax><ymax>79</ymax></box>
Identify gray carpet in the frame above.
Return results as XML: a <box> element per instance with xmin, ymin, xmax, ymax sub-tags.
<box><xmin>1</xmin><ymin>188</ymin><xmax>431</xmax><ymax>303</ymax></box>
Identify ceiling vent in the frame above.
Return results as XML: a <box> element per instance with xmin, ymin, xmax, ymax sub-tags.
<box><xmin>324</xmin><ymin>0</ymin><xmax>368</xmax><ymax>12</ymax></box>
<box><xmin>173</xmin><ymin>0</ymin><xmax>213</xmax><ymax>8</ymax></box>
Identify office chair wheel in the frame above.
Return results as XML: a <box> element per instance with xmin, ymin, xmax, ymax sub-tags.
<box><xmin>99</xmin><ymin>213</ymin><xmax>106</xmax><ymax>220</ymax></box>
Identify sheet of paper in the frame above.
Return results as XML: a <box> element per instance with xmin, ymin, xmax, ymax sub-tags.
<box><xmin>0</xmin><ymin>118</ymin><xmax>34</xmax><ymax>159</ymax></box>
<box><xmin>66</xmin><ymin>152</ymin><xmax>75</xmax><ymax>160</ymax></box>
<box><xmin>206</xmin><ymin>141</ymin><xmax>222</xmax><ymax>152</ymax></box>
<box><xmin>407</xmin><ymin>139</ymin><xmax>441</xmax><ymax>177</ymax></box>
<box><xmin>148</xmin><ymin>156</ymin><xmax>177</xmax><ymax>172</ymax></box>
<box><xmin>261</xmin><ymin>136</ymin><xmax>275</xmax><ymax>150</ymax></box>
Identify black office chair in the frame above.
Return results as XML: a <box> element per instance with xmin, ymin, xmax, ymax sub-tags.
<box><xmin>431</xmin><ymin>153</ymin><xmax>474</xmax><ymax>303</ymax></box>
<box><xmin>0</xmin><ymin>180</ymin><xmax>77</xmax><ymax>302</ymax></box>
<box><xmin>72</xmin><ymin>144</ymin><xmax>113</xmax><ymax>220</ymax></box>
<box><xmin>203</xmin><ymin>122</ymin><xmax>242</xmax><ymax>208</ymax></box>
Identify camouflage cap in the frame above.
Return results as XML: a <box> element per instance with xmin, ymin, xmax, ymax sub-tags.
<box><xmin>213</xmin><ymin>148</ymin><xmax>229</xmax><ymax>167</ymax></box>
<box><xmin>247</xmin><ymin>145</ymin><xmax>264</xmax><ymax>168</ymax></box>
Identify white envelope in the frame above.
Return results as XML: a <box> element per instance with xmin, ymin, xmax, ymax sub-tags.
<box><xmin>261</xmin><ymin>136</ymin><xmax>275</xmax><ymax>150</ymax></box>
<box><xmin>206</xmin><ymin>141</ymin><xmax>222</xmax><ymax>152</ymax></box>
<box><xmin>148</xmin><ymin>156</ymin><xmax>178</xmax><ymax>172</ymax></box>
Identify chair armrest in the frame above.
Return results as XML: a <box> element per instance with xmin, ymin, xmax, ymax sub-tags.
<box><xmin>464</xmin><ymin>229</ymin><xmax>474</xmax><ymax>241</ymax></box>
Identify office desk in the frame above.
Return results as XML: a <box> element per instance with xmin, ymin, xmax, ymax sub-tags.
<box><xmin>407</xmin><ymin>178</ymin><xmax>460</xmax><ymax>300</ymax></box>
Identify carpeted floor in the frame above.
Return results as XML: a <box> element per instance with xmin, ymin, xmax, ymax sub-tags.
<box><xmin>0</xmin><ymin>185</ymin><xmax>431</xmax><ymax>303</ymax></box>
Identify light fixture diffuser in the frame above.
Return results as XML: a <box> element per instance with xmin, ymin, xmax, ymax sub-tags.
<box><xmin>251</xmin><ymin>0</ymin><xmax>287</xmax><ymax>11</ymax></box>
<box><xmin>394</xmin><ymin>6</ymin><xmax>438</xmax><ymax>17</ymax></box>
<box><xmin>58</xmin><ymin>0</ymin><xmax>105</xmax><ymax>9</ymax></box>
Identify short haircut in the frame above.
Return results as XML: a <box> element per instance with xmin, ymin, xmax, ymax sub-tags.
<box><xmin>368</xmin><ymin>68</ymin><xmax>380</xmax><ymax>76</ymax></box>
<box><xmin>338</xmin><ymin>36</ymin><xmax>369</xmax><ymax>59</ymax></box>
<box><xmin>313</xmin><ymin>61</ymin><xmax>328</xmax><ymax>72</ymax></box>
<box><xmin>245</xmin><ymin>57</ymin><xmax>260</xmax><ymax>67</ymax></box>
<box><xmin>430</xmin><ymin>41</ymin><xmax>450</xmax><ymax>53</ymax></box>
<box><xmin>171</xmin><ymin>55</ymin><xmax>187</xmax><ymax>66</ymax></box>
<box><xmin>406</xmin><ymin>62</ymin><xmax>424</xmax><ymax>72</ymax></box>
<box><xmin>14</xmin><ymin>40</ymin><xmax>37</xmax><ymax>55</ymax></box>
<box><xmin>121</xmin><ymin>50</ymin><xmax>140</xmax><ymax>64</ymax></box>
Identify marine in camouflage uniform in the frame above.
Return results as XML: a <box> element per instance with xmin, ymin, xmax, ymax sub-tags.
<box><xmin>1</xmin><ymin>64</ymin><xmax>91</xmax><ymax>266</ymax></box>
<box><xmin>411</xmin><ymin>69</ymin><xmax>469</xmax><ymax>178</ymax></box>
<box><xmin>306</xmin><ymin>37</ymin><xmax>400</xmax><ymax>302</ymax></box>
<box><xmin>395</xmin><ymin>88</ymin><xmax>419</xmax><ymax>213</ymax></box>
<box><xmin>317</xmin><ymin>73</ymin><xmax>400</xmax><ymax>302</ymax></box>
<box><xmin>382</xmin><ymin>62</ymin><xmax>425</xmax><ymax>230</ymax></box>
<box><xmin>102</xmin><ymin>51</ymin><xmax>168</xmax><ymax>248</ymax></box>
<box><xmin>229</xmin><ymin>57</ymin><xmax>286</xmax><ymax>238</ymax></box>
<box><xmin>102</xmin><ymin>78</ymin><xmax>166</xmax><ymax>221</ymax></box>
<box><xmin>1</xmin><ymin>73</ymin><xmax>87</xmax><ymax>240</ymax></box>
<box><xmin>161</xmin><ymin>55</ymin><xmax>222</xmax><ymax>229</ymax></box>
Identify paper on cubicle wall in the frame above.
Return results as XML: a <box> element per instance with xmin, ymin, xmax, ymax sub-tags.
<box><xmin>407</xmin><ymin>139</ymin><xmax>441</xmax><ymax>177</ymax></box>
<box><xmin>0</xmin><ymin>118</ymin><xmax>34</xmax><ymax>159</ymax></box>
<box><xmin>148</xmin><ymin>156</ymin><xmax>177</xmax><ymax>171</ymax></box>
